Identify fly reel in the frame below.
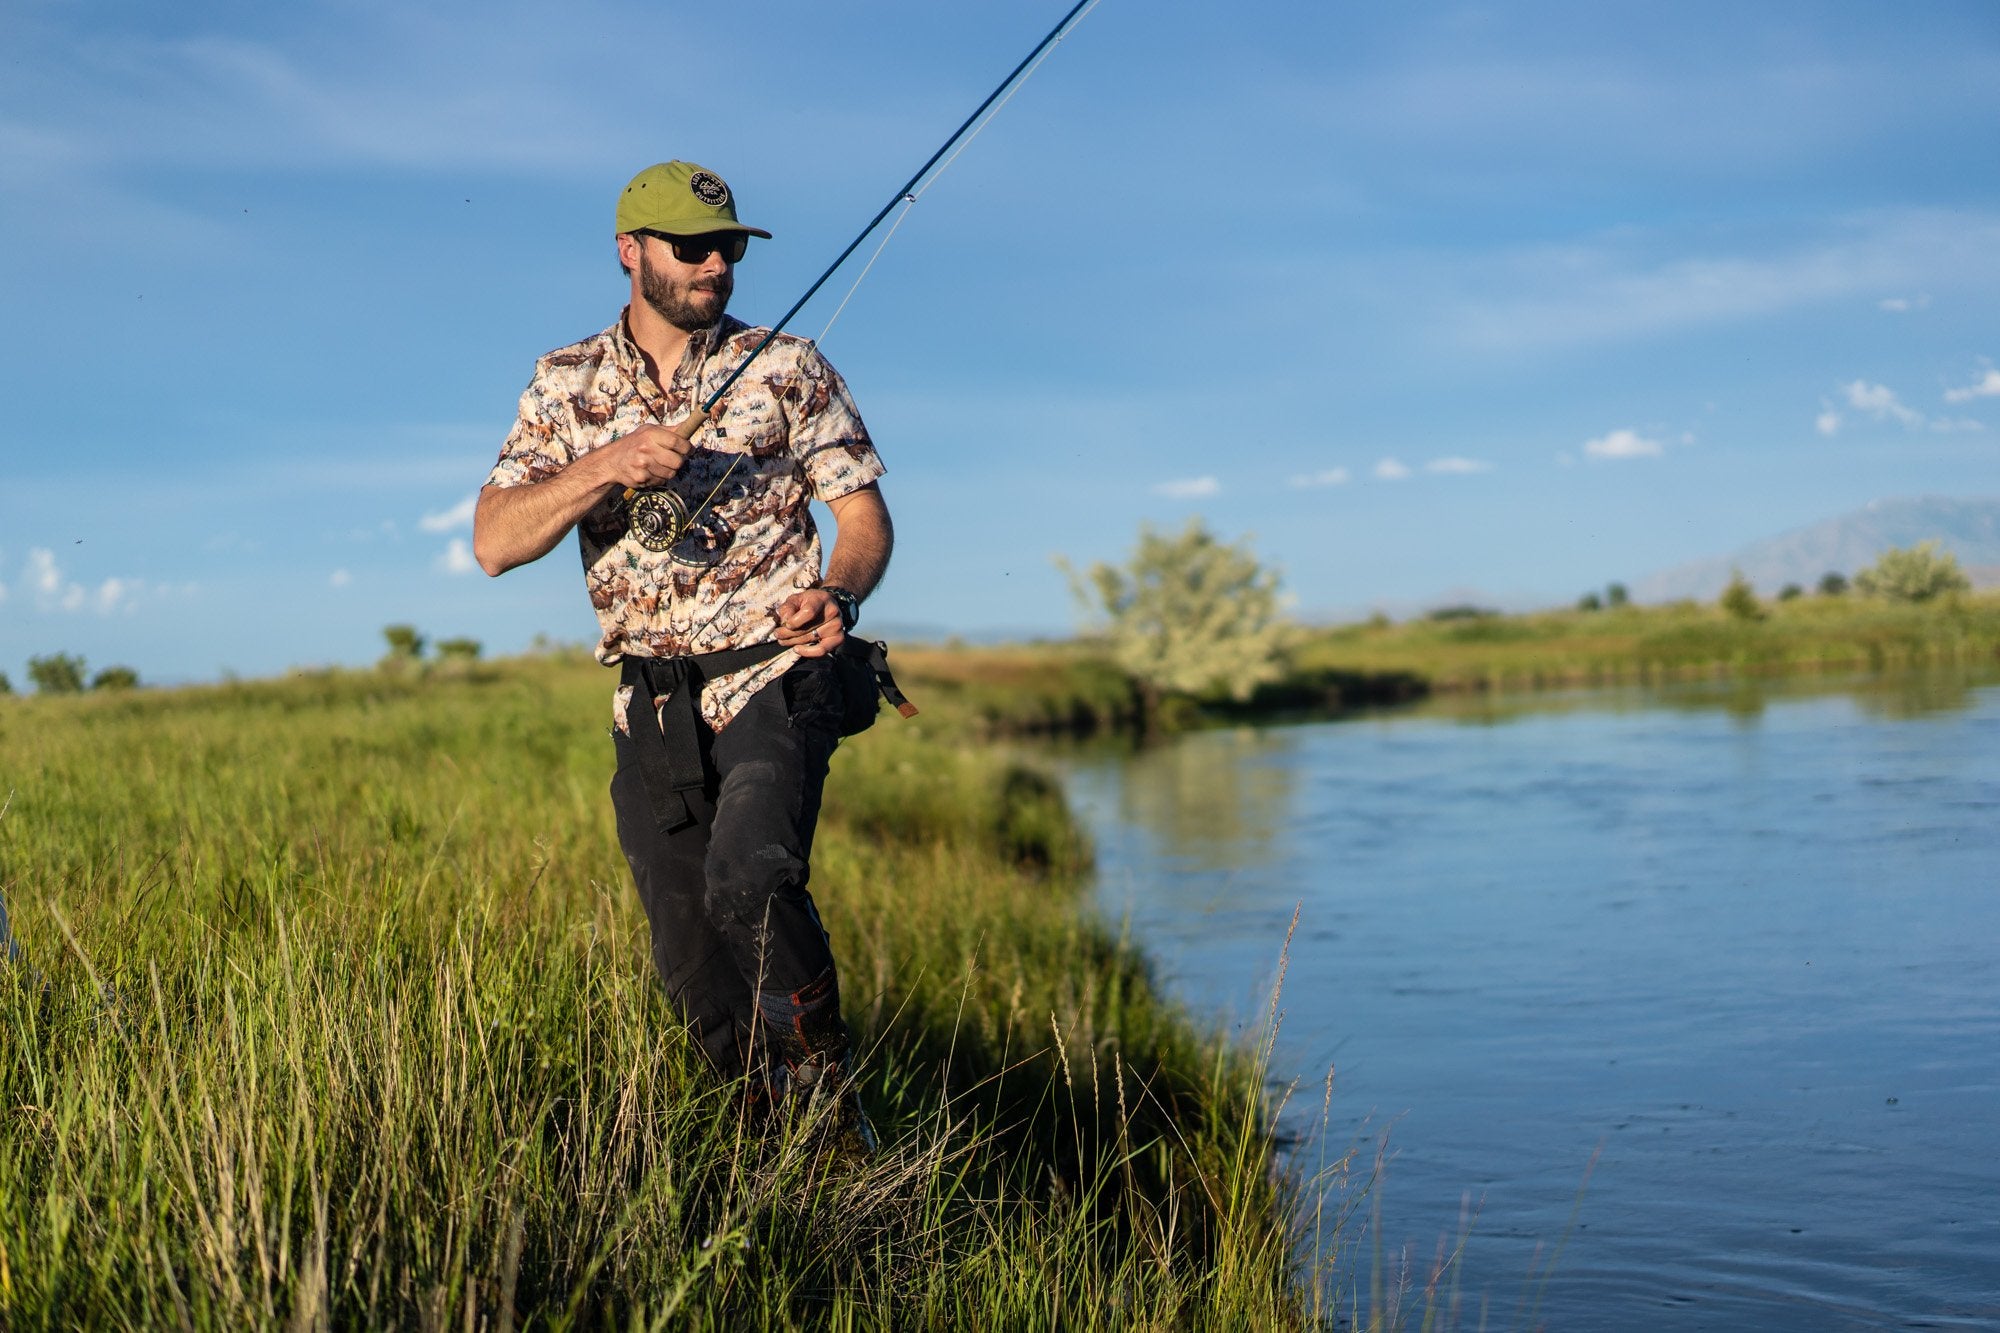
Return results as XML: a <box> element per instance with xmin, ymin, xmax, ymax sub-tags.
<box><xmin>626</xmin><ymin>489</ymin><xmax>689</xmax><ymax>553</ymax></box>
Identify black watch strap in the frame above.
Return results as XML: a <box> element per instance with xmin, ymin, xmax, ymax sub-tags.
<box><xmin>824</xmin><ymin>585</ymin><xmax>860</xmax><ymax>631</ymax></box>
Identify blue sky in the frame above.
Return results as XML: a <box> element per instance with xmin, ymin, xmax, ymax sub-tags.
<box><xmin>3</xmin><ymin>0</ymin><xmax>1997</xmax><ymax>684</ymax></box>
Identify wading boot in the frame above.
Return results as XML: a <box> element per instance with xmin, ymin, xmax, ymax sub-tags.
<box><xmin>786</xmin><ymin>1054</ymin><xmax>879</xmax><ymax>1166</ymax></box>
<box><xmin>758</xmin><ymin>967</ymin><xmax>878</xmax><ymax>1165</ymax></box>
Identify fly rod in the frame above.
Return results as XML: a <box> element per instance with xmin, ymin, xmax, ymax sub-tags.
<box><xmin>623</xmin><ymin>0</ymin><xmax>1099</xmax><ymax>531</ymax></box>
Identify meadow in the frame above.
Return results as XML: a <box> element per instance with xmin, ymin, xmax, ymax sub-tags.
<box><xmin>0</xmin><ymin>657</ymin><xmax>1332</xmax><ymax>1330</ymax></box>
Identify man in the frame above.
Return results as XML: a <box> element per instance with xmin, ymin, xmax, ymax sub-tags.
<box><xmin>473</xmin><ymin>160</ymin><xmax>892</xmax><ymax>1151</ymax></box>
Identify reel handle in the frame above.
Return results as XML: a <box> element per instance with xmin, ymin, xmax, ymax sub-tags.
<box><xmin>620</xmin><ymin>406</ymin><xmax>710</xmax><ymax>502</ymax></box>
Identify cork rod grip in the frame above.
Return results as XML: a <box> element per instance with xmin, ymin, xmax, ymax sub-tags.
<box><xmin>620</xmin><ymin>406</ymin><xmax>710</xmax><ymax>503</ymax></box>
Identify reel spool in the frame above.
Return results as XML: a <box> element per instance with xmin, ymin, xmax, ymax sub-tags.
<box><xmin>627</xmin><ymin>489</ymin><xmax>689</xmax><ymax>553</ymax></box>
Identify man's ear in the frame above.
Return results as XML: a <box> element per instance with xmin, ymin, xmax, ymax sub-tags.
<box><xmin>616</xmin><ymin>232</ymin><xmax>644</xmax><ymax>275</ymax></box>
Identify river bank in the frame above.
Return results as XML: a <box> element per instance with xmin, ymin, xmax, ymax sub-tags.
<box><xmin>0</xmin><ymin>662</ymin><xmax>1320</xmax><ymax>1328</ymax></box>
<box><xmin>891</xmin><ymin>592</ymin><xmax>2000</xmax><ymax>735</ymax></box>
<box><xmin>1292</xmin><ymin>590</ymin><xmax>2000</xmax><ymax>692</ymax></box>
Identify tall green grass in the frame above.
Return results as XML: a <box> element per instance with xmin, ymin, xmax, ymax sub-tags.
<box><xmin>1296</xmin><ymin>592</ymin><xmax>2000</xmax><ymax>692</ymax></box>
<box><xmin>0</xmin><ymin>659</ymin><xmax>1327</xmax><ymax>1328</ymax></box>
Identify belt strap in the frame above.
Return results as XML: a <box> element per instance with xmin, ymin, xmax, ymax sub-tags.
<box><xmin>859</xmin><ymin>638</ymin><xmax>919</xmax><ymax>719</ymax></box>
<box><xmin>620</xmin><ymin>641</ymin><xmax>787</xmax><ymax>833</ymax></box>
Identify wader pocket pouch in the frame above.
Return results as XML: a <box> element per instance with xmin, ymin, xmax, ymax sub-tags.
<box><xmin>831</xmin><ymin>638</ymin><xmax>884</xmax><ymax>737</ymax></box>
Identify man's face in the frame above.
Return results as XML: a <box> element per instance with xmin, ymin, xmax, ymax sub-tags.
<box><xmin>637</xmin><ymin>236</ymin><xmax>733</xmax><ymax>332</ymax></box>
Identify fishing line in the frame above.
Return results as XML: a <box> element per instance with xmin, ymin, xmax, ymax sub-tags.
<box><xmin>704</xmin><ymin>0</ymin><xmax>1101</xmax><ymax>412</ymax></box>
<box><xmin>627</xmin><ymin>0</ymin><xmax>1105</xmax><ymax>552</ymax></box>
<box><xmin>813</xmin><ymin>197</ymin><xmax>915</xmax><ymax>347</ymax></box>
<box><xmin>814</xmin><ymin>0</ymin><xmax>1102</xmax><ymax>346</ymax></box>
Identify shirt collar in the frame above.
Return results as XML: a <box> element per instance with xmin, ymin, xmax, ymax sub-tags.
<box><xmin>612</xmin><ymin>307</ymin><xmax>739</xmax><ymax>384</ymax></box>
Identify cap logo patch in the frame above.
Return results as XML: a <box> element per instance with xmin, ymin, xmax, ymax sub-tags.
<box><xmin>688</xmin><ymin>171</ymin><xmax>730</xmax><ymax>207</ymax></box>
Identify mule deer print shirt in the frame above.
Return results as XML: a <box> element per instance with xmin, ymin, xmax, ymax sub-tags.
<box><xmin>487</xmin><ymin>310</ymin><xmax>885</xmax><ymax>732</ymax></box>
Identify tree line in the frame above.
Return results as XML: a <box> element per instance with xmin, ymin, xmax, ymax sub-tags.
<box><xmin>4</xmin><ymin>540</ymin><xmax>1976</xmax><ymax>700</ymax></box>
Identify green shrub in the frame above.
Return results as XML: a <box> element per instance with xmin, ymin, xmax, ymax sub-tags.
<box><xmin>1720</xmin><ymin>572</ymin><xmax>1764</xmax><ymax>621</ymax></box>
<box><xmin>1854</xmin><ymin>541</ymin><xmax>1972</xmax><ymax>603</ymax></box>
<box><xmin>26</xmin><ymin>652</ymin><xmax>86</xmax><ymax>694</ymax></box>
<box><xmin>90</xmin><ymin>665</ymin><xmax>140</xmax><ymax>690</ymax></box>
<box><xmin>1059</xmin><ymin>520</ymin><xmax>1298</xmax><ymax>704</ymax></box>
<box><xmin>1819</xmin><ymin>571</ymin><xmax>1849</xmax><ymax>597</ymax></box>
<box><xmin>436</xmin><ymin>637</ymin><xmax>483</xmax><ymax>661</ymax></box>
<box><xmin>381</xmin><ymin>624</ymin><xmax>426</xmax><ymax>661</ymax></box>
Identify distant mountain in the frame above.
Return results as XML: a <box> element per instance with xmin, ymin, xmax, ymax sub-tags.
<box><xmin>1632</xmin><ymin>496</ymin><xmax>2000</xmax><ymax>602</ymax></box>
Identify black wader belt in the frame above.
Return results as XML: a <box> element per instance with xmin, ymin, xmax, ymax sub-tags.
<box><xmin>621</xmin><ymin>642</ymin><xmax>787</xmax><ymax>833</ymax></box>
<box><xmin>858</xmin><ymin>638</ymin><xmax>920</xmax><ymax>719</ymax></box>
<box><xmin>619</xmin><ymin>637</ymin><xmax>919</xmax><ymax>834</ymax></box>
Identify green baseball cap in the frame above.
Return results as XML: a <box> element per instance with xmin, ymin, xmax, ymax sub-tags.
<box><xmin>615</xmin><ymin>161</ymin><xmax>772</xmax><ymax>239</ymax></box>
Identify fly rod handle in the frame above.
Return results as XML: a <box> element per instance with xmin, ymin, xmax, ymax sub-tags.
<box><xmin>619</xmin><ymin>406</ymin><xmax>710</xmax><ymax>503</ymax></box>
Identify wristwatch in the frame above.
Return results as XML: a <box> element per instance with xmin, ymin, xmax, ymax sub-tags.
<box><xmin>823</xmin><ymin>584</ymin><xmax>860</xmax><ymax>631</ymax></box>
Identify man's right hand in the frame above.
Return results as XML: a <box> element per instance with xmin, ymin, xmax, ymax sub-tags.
<box><xmin>475</xmin><ymin>415</ymin><xmax>703</xmax><ymax>576</ymax></box>
<box><xmin>594</xmin><ymin>421</ymin><xmax>697</xmax><ymax>491</ymax></box>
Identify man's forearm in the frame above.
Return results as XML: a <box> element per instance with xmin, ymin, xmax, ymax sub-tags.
<box><xmin>473</xmin><ymin>457</ymin><xmax>615</xmax><ymax>576</ymax></box>
<box><xmin>477</xmin><ymin>424</ymin><xmax>701</xmax><ymax>576</ymax></box>
<box><xmin>822</xmin><ymin>486</ymin><xmax>893</xmax><ymax>603</ymax></box>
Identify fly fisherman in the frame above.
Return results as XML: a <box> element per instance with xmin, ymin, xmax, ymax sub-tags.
<box><xmin>473</xmin><ymin>161</ymin><xmax>892</xmax><ymax>1156</ymax></box>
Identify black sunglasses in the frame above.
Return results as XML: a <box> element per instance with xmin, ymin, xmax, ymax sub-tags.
<box><xmin>639</xmin><ymin>230</ymin><xmax>748</xmax><ymax>265</ymax></box>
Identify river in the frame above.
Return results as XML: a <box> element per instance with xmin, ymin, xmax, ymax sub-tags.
<box><xmin>1059</xmin><ymin>669</ymin><xmax>2000</xmax><ymax>1330</ymax></box>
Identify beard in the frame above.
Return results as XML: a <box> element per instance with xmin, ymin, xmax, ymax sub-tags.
<box><xmin>639</xmin><ymin>250</ymin><xmax>732</xmax><ymax>332</ymax></box>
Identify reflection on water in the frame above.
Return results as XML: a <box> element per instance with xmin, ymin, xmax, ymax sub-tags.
<box><xmin>1845</xmin><ymin>666</ymin><xmax>1985</xmax><ymax>720</ymax></box>
<box><xmin>1411</xmin><ymin>665</ymin><xmax>1988</xmax><ymax>729</ymax></box>
<box><xmin>1061</xmin><ymin>665</ymin><xmax>2000</xmax><ymax>1331</ymax></box>
<box><xmin>1113</xmin><ymin>726</ymin><xmax>1300</xmax><ymax>870</ymax></box>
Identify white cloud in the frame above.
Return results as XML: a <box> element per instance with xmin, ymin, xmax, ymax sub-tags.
<box><xmin>1828</xmin><ymin>377</ymin><xmax>1982</xmax><ymax>432</ymax></box>
<box><xmin>1944</xmin><ymin>368</ymin><xmax>2000</xmax><ymax>404</ymax></box>
<box><xmin>418</xmin><ymin>494</ymin><xmax>478</xmax><ymax>533</ymax></box>
<box><xmin>1879</xmin><ymin>294</ymin><xmax>1930</xmax><ymax>313</ymax></box>
<box><xmin>1842</xmin><ymin>379</ymin><xmax>1923</xmax><ymax>427</ymax></box>
<box><xmin>1373</xmin><ymin>458</ymin><xmax>1411</xmax><ymax>480</ymax></box>
<box><xmin>437</xmin><ymin>538</ymin><xmax>479</xmax><ymax>575</ymax></box>
<box><xmin>8</xmin><ymin>22</ymin><xmax>625</xmax><ymax>191</ymax></box>
<box><xmin>1425</xmin><ymin>456</ymin><xmax>1492</xmax><ymax>475</ymax></box>
<box><xmin>1444</xmin><ymin>210</ymin><xmax>2000</xmax><ymax>353</ymax></box>
<box><xmin>19</xmin><ymin>547</ymin><xmax>168</xmax><ymax>615</ymax></box>
<box><xmin>1583</xmin><ymin>429</ymin><xmax>1663</xmax><ymax>460</ymax></box>
<box><xmin>330</xmin><ymin>568</ymin><xmax>352</xmax><ymax>588</ymax></box>
<box><xmin>28</xmin><ymin>548</ymin><xmax>62</xmax><ymax>596</ymax></box>
<box><xmin>1153</xmin><ymin>476</ymin><xmax>1219</xmax><ymax>499</ymax></box>
<box><xmin>1286</xmin><ymin>467</ymin><xmax>1350</xmax><ymax>490</ymax></box>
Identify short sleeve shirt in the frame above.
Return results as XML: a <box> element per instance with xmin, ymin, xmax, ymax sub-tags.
<box><xmin>488</xmin><ymin>310</ymin><xmax>885</xmax><ymax>731</ymax></box>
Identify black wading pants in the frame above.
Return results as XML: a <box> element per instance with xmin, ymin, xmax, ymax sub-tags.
<box><xmin>609</xmin><ymin>658</ymin><xmax>852</xmax><ymax>1082</ymax></box>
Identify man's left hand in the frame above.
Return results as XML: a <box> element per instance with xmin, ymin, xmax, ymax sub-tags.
<box><xmin>775</xmin><ymin>588</ymin><xmax>844</xmax><ymax>658</ymax></box>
